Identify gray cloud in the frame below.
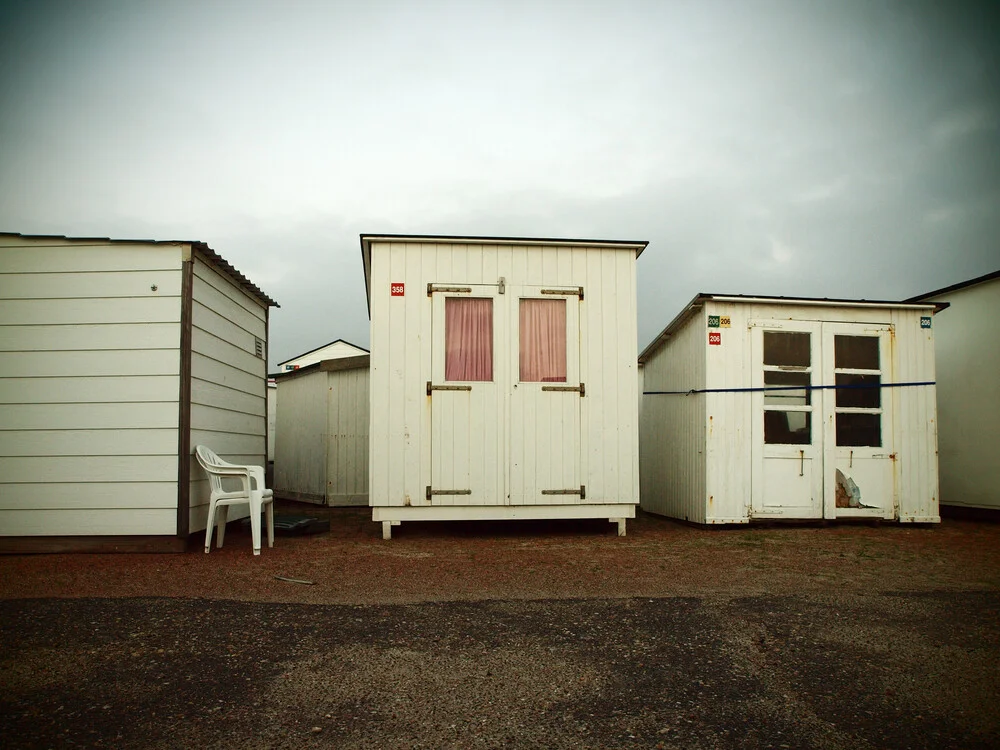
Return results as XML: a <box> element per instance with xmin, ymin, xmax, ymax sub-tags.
<box><xmin>1</xmin><ymin>0</ymin><xmax>997</xmax><ymax>367</ymax></box>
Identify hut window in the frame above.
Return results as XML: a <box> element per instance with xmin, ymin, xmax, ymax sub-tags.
<box><xmin>834</xmin><ymin>335</ymin><xmax>882</xmax><ymax>447</ymax></box>
<box><xmin>762</xmin><ymin>330</ymin><xmax>812</xmax><ymax>445</ymax></box>
<box><xmin>519</xmin><ymin>298</ymin><xmax>567</xmax><ymax>382</ymax></box>
<box><xmin>445</xmin><ymin>297</ymin><xmax>493</xmax><ymax>381</ymax></box>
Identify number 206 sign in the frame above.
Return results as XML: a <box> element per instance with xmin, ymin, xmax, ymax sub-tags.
<box><xmin>390</xmin><ymin>283</ymin><xmax>404</xmax><ymax>296</ymax></box>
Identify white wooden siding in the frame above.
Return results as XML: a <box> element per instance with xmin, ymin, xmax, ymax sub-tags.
<box><xmin>274</xmin><ymin>362</ymin><xmax>369</xmax><ymax>506</ymax></box>
<box><xmin>0</xmin><ymin>239</ymin><xmax>183</xmax><ymax>536</ymax></box>
<box><xmin>188</xmin><ymin>252</ymin><xmax>268</xmax><ymax>531</ymax></box>
<box><xmin>639</xmin><ymin>306</ymin><xmax>708</xmax><ymax>522</ymax></box>
<box><xmin>369</xmin><ymin>240</ymin><xmax>639</xmax><ymax>517</ymax></box>
<box><xmin>920</xmin><ymin>280</ymin><xmax>998</xmax><ymax>510</ymax></box>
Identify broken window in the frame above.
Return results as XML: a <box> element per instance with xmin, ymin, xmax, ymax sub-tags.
<box><xmin>445</xmin><ymin>297</ymin><xmax>493</xmax><ymax>381</ymax></box>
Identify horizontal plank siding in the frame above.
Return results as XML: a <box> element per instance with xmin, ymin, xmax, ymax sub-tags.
<box><xmin>0</xmin><ymin>349</ymin><xmax>180</xmax><ymax>378</ymax></box>
<box><xmin>0</xmin><ymin>482</ymin><xmax>177</xmax><ymax>510</ymax></box>
<box><xmin>0</xmin><ymin>270</ymin><xmax>182</xmax><ymax>299</ymax></box>
<box><xmin>0</xmin><ymin>509</ymin><xmax>176</xmax><ymax>536</ymax></box>
<box><xmin>0</xmin><ymin>238</ymin><xmax>184</xmax><ymax>537</ymax></box>
<box><xmin>0</xmin><ymin>323</ymin><xmax>180</xmax><ymax>352</ymax></box>
<box><xmin>188</xmin><ymin>252</ymin><xmax>268</xmax><ymax>532</ymax></box>
<box><xmin>0</xmin><ymin>402</ymin><xmax>179</xmax><ymax>430</ymax></box>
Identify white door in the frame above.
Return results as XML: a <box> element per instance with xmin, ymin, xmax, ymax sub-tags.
<box><xmin>821</xmin><ymin>323</ymin><xmax>895</xmax><ymax>519</ymax></box>
<box><xmin>508</xmin><ymin>287</ymin><xmax>583</xmax><ymax>505</ymax></box>
<box><xmin>750</xmin><ymin>322</ymin><xmax>824</xmax><ymax>518</ymax></box>
<box><xmin>750</xmin><ymin>321</ymin><xmax>895</xmax><ymax>519</ymax></box>
<box><xmin>428</xmin><ymin>286</ymin><xmax>505</xmax><ymax>506</ymax></box>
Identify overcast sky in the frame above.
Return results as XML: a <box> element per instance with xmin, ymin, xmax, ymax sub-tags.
<box><xmin>1</xmin><ymin>0</ymin><xmax>997</xmax><ymax>369</ymax></box>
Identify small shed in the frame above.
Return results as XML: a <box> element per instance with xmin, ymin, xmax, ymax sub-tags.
<box><xmin>639</xmin><ymin>293</ymin><xmax>940</xmax><ymax>524</ymax></box>
<box><xmin>267</xmin><ymin>340</ymin><xmax>367</xmax><ymax>463</ymax></box>
<box><xmin>273</xmin><ymin>355</ymin><xmax>370</xmax><ymax>506</ymax></box>
<box><xmin>0</xmin><ymin>232</ymin><xmax>277</xmax><ymax>551</ymax></box>
<box><xmin>277</xmin><ymin>338</ymin><xmax>368</xmax><ymax>371</ymax></box>
<box><xmin>361</xmin><ymin>233</ymin><xmax>647</xmax><ymax>539</ymax></box>
<box><xmin>909</xmin><ymin>270</ymin><xmax>1000</xmax><ymax>515</ymax></box>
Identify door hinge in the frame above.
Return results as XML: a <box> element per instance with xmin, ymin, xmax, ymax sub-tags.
<box><xmin>427</xmin><ymin>382</ymin><xmax>473</xmax><ymax>395</ymax></box>
<box><xmin>498</xmin><ymin>276</ymin><xmax>505</xmax><ymax>294</ymax></box>
<box><xmin>427</xmin><ymin>284</ymin><xmax>472</xmax><ymax>296</ymax></box>
<box><xmin>426</xmin><ymin>486</ymin><xmax>472</xmax><ymax>500</ymax></box>
<box><xmin>541</xmin><ymin>286</ymin><xmax>584</xmax><ymax>299</ymax></box>
<box><xmin>542</xmin><ymin>383</ymin><xmax>585</xmax><ymax>397</ymax></box>
<box><xmin>541</xmin><ymin>485</ymin><xmax>586</xmax><ymax>499</ymax></box>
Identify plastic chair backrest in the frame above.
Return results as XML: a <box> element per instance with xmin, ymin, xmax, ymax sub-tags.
<box><xmin>195</xmin><ymin>445</ymin><xmax>226</xmax><ymax>495</ymax></box>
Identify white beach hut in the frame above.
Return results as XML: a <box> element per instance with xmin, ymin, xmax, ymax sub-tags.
<box><xmin>638</xmin><ymin>293</ymin><xmax>941</xmax><ymax>525</ymax></box>
<box><xmin>361</xmin><ymin>233</ymin><xmax>647</xmax><ymax>539</ymax></box>
<box><xmin>910</xmin><ymin>270</ymin><xmax>1000</xmax><ymax>515</ymax></box>
<box><xmin>273</xmin><ymin>355</ymin><xmax>369</xmax><ymax>506</ymax></box>
<box><xmin>0</xmin><ymin>232</ymin><xmax>277</xmax><ymax>551</ymax></box>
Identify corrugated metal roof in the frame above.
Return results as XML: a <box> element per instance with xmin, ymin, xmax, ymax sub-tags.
<box><xmin>907</xmin><ymin>269</ymin><xmax>1000</xmax><ymax>301</ymax></box>
<box><xmin>638</xmin><ymin>292</ymin><xmax>942</xmax><ymax>364</ymax></box>
<box><xmin>0</xmin><ymin>232</ymin><xmax>278</xmax><ymax>307</ymax></box>
<box><xmin>276</xmin><ymin>338</ymin><xmax>369</xmax><ymax>367</ymax></box>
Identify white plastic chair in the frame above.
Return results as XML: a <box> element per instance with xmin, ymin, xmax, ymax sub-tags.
<box><xmin>195</xmin><ymin>445</ymin><xmax>274</xmax><ymax>555</ymax></box>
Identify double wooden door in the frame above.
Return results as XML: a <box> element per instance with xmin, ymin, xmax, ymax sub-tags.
<box><xmin>427</xmin><ymin>283</ymin><xmax>585</xmax><ymax>506</ymax></box>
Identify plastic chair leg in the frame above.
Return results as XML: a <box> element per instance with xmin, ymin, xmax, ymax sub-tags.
<box><xmin>249</xmin><ymin>493</ymin><xmax>262</xmax><ymax>555</ymax></box>
<box><xmin>216</xmin><ymin>505</ymin><xmax>229</xmax><ymax>548</ymax></box>
<box><xmin>204</xmin><ymin>500</ymin><xmax>217</xmax><ymax>553</ymax></box>
<box><xmin>265</xmin><ymin>501</ymin><xmax>274</xmax><ymax>548</ymax></box>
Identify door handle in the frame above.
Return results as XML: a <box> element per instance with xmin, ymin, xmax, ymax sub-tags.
<box><xmin>799</xmin><ymin>450</ymin><xmax>804</xmax><ymax>477</ymax></box>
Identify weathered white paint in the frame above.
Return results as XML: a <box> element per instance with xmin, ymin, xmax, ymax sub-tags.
<box><xmin>0</xmin><ymin>235</ymin><xmax>183</xmax><ymax>536</ymax></box>
<box><xmin>267</xmin><ymin>380</ymin><xmax>277</xmax><ymax>461</ymax></box>
<box><xmin>639</xmin><ymin>295</ymin><xmax>940</xmax><ymax>524</ymax></box>
<box><xmin>273</xmin><ymin>356</ymin><xmax>369</xmax><ymax>506</ymax></box>
<box><xmin>0</xmin><ymin>234</ymin><xmax>275</xmax><ymax>540</ymax></box>
<box><xmin>277</xmin><ymin>339</ymin><xmax>368</xmax><ymax>371</ymax></box>
<box><xmin>188</xmin><ymin>251</ymin><xmax>269</xmax><ymax>532</ymax></box>
<box><xmin>363</xmin><ymin>235</ymin><xmax>645</xmax><ymax>535</ymax></box>
<box><xmin>913</xmin><ymin>274</ymin><xmax>1000</xmax><ymax>510</ymax></box>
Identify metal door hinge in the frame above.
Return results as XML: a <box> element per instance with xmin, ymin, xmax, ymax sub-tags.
<box><xmin>541</xmin><ymin>286</ymin><xmax>584</xmax><ymax>299</ymax></box>
<box><xmin>541</xmin><ymin>485</ymin><xmax>586</xmax><ymax>499</ymax></box>
<box><xmin>427</xmin><ymin>382</ymin><xmax>473</xmax><ymax>395</ymax></box>
<box><xmin>428</xmin><ymin>284</ymin><xmax>472</xmax><ymax>296</ymax></box>
<box><xmin>542</xmin><ymin>383</ymin><xmax>585</xmax><ymax>396</ymax></box>
<box><xmin>426</xmin><ymin>486</ymin><xmax>472</xmax><ymax>500</ymax></box>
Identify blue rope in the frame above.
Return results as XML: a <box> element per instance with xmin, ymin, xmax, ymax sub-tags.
<box><xmin>643</xmin><ymin>381</ymin><xmax>935</xmax><ymax>396</ymax></box>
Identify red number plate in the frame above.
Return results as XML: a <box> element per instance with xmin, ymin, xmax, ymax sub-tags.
<box><xmin>390</xmin><ymin>283</ymin><xmax>404</xmax><ymax>296</ymax></box>
<box><xmin>708</xmin><ymin>332</ymin><xmax>721</xmax><ymax>345</ymax></box>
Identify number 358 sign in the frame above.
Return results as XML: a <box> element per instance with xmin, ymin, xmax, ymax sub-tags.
<box><xmin>390</xmin><ymin>283</ymin><xmax>405</xmax><ymax>296</ymax></box>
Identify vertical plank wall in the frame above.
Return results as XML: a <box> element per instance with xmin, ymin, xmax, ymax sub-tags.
<box><xmin>638</xmin><ymin>307</ymin><xmax>708</xmax><ymax>523</ymax></box>
<box><xmin>326</xmin><ymin>364</ymin><xmax>369</xmax><ymax>505</ymax></box>
<box><xmin>0</xmin><ymin>238</ymin><xmax>183</xmax><ymax>535</ymax></box>
<box><xmin>369</xmin><ymin>240</ymin><xmax>639</xmax><ymax>511</ymax></box>
<box><xmin>188</xmin><ymin>251</ymin><xmax>268</xmax><ymax>532</ymax></box>
<box><xmin>274</xmin><ymin>369</ymin><xmax>328</xmax><ymax>503</ymax></box>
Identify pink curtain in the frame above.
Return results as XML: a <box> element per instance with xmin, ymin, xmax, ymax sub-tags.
<box><xmin>445</xmin><ymin>297</ymin><xmax>493</xmax><ymax>381</ymax></box>
<box><xmin>520</xmin><ymin>298</ymin><xmax>567</xmax><ymax>382</ymax></box>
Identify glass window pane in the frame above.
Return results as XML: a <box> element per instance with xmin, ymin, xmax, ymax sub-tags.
<box><xmin>836</xmin><ymin>413</ymin><xmax>882</xmax><ymax>447</ymax></box>
<box><xmin>836</xmin><ymin>373</ymin><xmax>881</xmax><ymax>408</ymax></box>
<box><xmin>763</xmin><ymin>331</ymin><xmax>811</xmax><ymax>367</ymax></box>
<box><xmin>764</xmin><ymin>371</ymin><xmax>811</xmax><ymax>406</ymax></box>
<box><xmin>445</xmin><ymin>297</ymin><xmax>493</xmax><ymax>381</ymax></box>
<box><xmin>520</xmin><ymin>298</ymin><xmax>567</xmax><ymax>382</ymax></box>
<box><xmin>835</xmin><ymin>335</ymin><xmax>879</xmax><ymax>370</ymax></box>
<box><xmin>764</xmin><ymin>411</ymin><xmax>811</xmax><ymax>444</ymax></box>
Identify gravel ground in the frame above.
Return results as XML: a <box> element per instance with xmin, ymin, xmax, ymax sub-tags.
<box><xmin>1</xmin><ymin>508</ymin><xmax>998</xmax><ymax>749</ymax></box>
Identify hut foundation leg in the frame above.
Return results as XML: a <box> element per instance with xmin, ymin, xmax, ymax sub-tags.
<box><xmin>612</xmin><ymin>518</ymin><xmax>626</xmax><ymax>537</ymax></box>
<box><xmin>381</xmin><ymin>521</ymin><xmax>400</xmax><ymax>540</ymax></box>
